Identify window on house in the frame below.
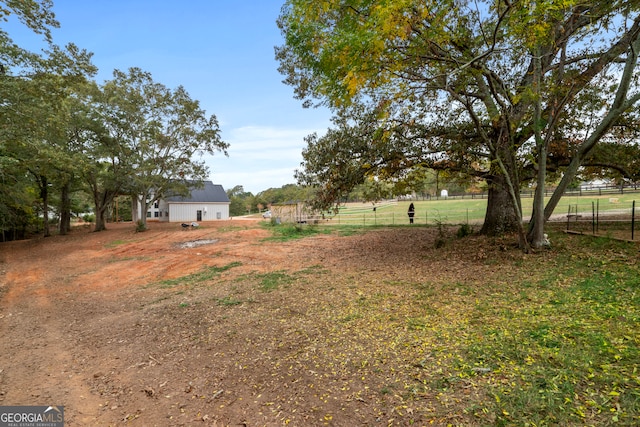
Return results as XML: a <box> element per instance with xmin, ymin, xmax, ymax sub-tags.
<box><xmin>154</xmin><ymin>212</ymin><xmax>159</xmax><ymax>218</ymax></box>
<box><xmin>154</xmin><ymin>201</ymin><xmax>159</xmax><ymax>208</ymax></box>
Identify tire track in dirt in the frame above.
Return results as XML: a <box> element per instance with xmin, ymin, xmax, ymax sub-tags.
<box><xmin>0</xmin><ymin>253</ymin><xmax>104</xmax><ymax>424</ymax></box>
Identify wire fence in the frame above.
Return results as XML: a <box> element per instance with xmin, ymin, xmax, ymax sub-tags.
<box><xmin>327</xmin><ymin>209</ymin><xmax>475</xmax><ymax>226</ymax></box>
<box><xmin>278</xmin><ymin>190</ymin><xmax>640</xmax><ymax>241</ymax></box>
<box><xmin>308</xmin><ymin>199</ymin><xmax>640</xmax><ymax>242</ymax></box>
<box><xmin>380</xmin><ymin>184</ymin><xmax>640</xmax><ymax>202</ymax></box>
<box><xmin>564</xmin><ymin>199</ymin><xmax>639</xmax><ymax>241</ymax></box>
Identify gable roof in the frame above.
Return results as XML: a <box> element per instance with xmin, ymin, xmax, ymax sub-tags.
<box><xmin>166</xmin><ymin>181</ymin><xmax>229</xmax><ymax>203</ymax></box>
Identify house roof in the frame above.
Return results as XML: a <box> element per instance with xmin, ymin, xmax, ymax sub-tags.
<box><xmin>166</xmin><ymin>181</ymin><xmax>230</xmax><ymax>203</ymax></box>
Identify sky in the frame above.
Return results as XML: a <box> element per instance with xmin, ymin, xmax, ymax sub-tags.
<box><xmin>6</xmin><ymin>1</ymin><xmax>332</xmax><ymax>194</ymax></box>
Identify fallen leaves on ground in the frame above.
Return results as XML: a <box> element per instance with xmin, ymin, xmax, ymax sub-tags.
<box><xmin>0</xmin><ymin>221</ymin><xmax>638</xmax><ymax>426</ymax></box>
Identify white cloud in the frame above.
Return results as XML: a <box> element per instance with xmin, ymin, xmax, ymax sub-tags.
<box><xmin>206</xmin><ymin>124</ymin><xmax>329</xmax><ymax>194</ymax></box>
<box><xmin>228</xmin><ymin>126</ymin><xmax>316</xmax><ymax>150</ymax></box>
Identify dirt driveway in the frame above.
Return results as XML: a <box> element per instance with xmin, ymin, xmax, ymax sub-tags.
<box><xmin>0</xmin><ymin>220</ymin><xmax>516</xmax><ymax>426</ymax></box>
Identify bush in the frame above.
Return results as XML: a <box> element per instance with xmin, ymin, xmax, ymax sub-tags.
<box><xmin>457</xmin><ymin>223</ymin><xmax>473</xmax><ymax>238</ymax></box>
<box><xmin>135</xmin><ymin>220</ymin><xmax>147</xmax><ymax>232</ymax></box>
<box><xmin>434</xmin><ymin>218</ymin><xmax>447</xmax><ymax>248</ymax></box>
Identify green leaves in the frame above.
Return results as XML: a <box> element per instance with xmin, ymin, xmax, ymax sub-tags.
<box><xmin>280</xmin><ymin>0</ymin><xmax>640</xmax><ymax>242</ymax></box>
<box><xmin>0</xmin><ymin>0</ymin><xmax>59</xmax><ymax>43</ymax></box>
<box><xmin>94</xmin><ymin>67</ymin><xmax>228</xmax><ymax>228</ymax></box>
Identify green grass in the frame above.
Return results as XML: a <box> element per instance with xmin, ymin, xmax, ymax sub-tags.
<box><xmin>153</xmin><ymin>261</ymin><xmax>242</xmax><ymax>288</ymax></box>
<box><xmin>417</xmin><ymin>235</ymin><xmax>638</xmax><ymax>425</ymax></box>
<box><xmin>328</xmin><ymin>191</ymin><xmax>640</xmax><ymax>226</ymax></box>
<box><xmin>137</xmin><ymin>222</ymin><xmax>638</xmax><ymax>424</ymax></box>
<box><xmin>291</xmin><ymin>230</ymin><xmax>640</xmax><ymax>425</ymax></box>
<box><xmin>256</xmin><ymin>271</ymin><xmax>296</xmax><ymax>291</ymax></box>
<box><xmin>216</xmin><ymin>225</ymin><xmax>252</xmax><ymax>233</ymax></box>
<box><xmin>261</xmin><ymin>222</ymin><xmax>331</xmax><ymax>241</ymax></box>
<box><xmin>231</xmin><ymin>268</ymin><xmax>321</xmax><ymax>293</ymax></box>
<box><xmin>458</xmin><ymin>266</ymin><xmax>639</xmax><ymax>425</ymax></box>
<box><xmin>104</xmin><ymin>239</ymin><xmax>132</xmax><ymax>248</ymax></box>
<box><xmin>216</xmin><ymin>296</ymin><xmax>243</xmax><ymax>306</ymax></box>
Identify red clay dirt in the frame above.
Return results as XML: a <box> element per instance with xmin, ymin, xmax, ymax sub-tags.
<box><xmin>0</xmin><ymin>220</ymin><xmax>521</xmax><ymax>426</ymax></box>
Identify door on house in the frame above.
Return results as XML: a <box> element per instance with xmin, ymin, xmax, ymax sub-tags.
<box><xmin>197</xmin><ymin>210</ymin><xmax>202</xmax><ymax>221</ymax></box>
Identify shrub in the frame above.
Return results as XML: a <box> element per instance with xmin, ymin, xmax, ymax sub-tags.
<box><xmin>434</xmin><ymin>218</ymin><xmax>447</xmax><ymax>248</ymax></box>
<box><xmin>457</xmin><ymin>223</ymin><xmax>473</xmax><ymax>238</ymax></box>
<box><xmin>135</xmin><ymin>220</ymin><xmax>147</xmax><ymax>232</ymax></box>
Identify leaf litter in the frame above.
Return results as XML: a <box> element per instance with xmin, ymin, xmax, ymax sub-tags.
<box><xmin>0</xmin><ymin>221</ymin><xmax>638</xmax><ymax>426</ymax></box>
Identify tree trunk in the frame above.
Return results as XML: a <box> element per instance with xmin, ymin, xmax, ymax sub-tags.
<box><xmin>480</xmin><ymin>173</ymin><xmax>520</xmax><ymax>236</ymax></box>
<box><xmin>138</xmin><ymin>199</ymin><xmax>149</xmax><ymax>230</ymax></box>
<box><xmin>92</xmin><ymin>189</ymin><xmax>115</xmax><ymax>232</ymax></box>
<box><xmin>541</xmin><ymin>152</ymin><xmax>581</xmax><ymax>223</ymax></box>
<box><xmin>528</xmin><ymin>49</ymin><xmax>548</xmax><ymax>249</ymax></box>
<box><xmin>59</xmin><ymin>181</ymin><xmax>72</xmax><ymax>235</ymax></box>
<box><xmin>478</xmin><ymin>121</ymin><xmax>530</xmax><ymax>250</ymax></box>
<box><xmin>39</xmin><ymin>175</ymin><xmax>50</xmax><ymax>238</ymax></box>
<box><xmin>94</xmin><ymin>206</ymin><xmax>108</xmax><ymax>232</ymax></box>
<box><xmin>528</xmin><ymin>176</ymin><xmax>548</xmax><ymax>248</ymax></box>
<box><xmin>131</xmin><ymin>196</ymin><xmax>140</xmax><ymax>224</ymax></box>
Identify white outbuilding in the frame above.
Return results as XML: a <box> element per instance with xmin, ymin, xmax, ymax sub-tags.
<box><xmin>148</xmin><ymin>181</ymin><xmax>230</xmax><ymax>222</ymax></box>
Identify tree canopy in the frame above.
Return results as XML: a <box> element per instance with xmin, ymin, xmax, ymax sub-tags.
<box><xmin>0</xmin><ymin>1</ymin><xmax>227</xmax><ymax>239</ymax></box>
<box><xmin>97</xmin><ymin>68</ymin><xmax>227</xmax><ymax>230</ymax></box>
<box><xmin>277</xmin><ymin>0</ymin><xmax>640</xmax><ymax>249</ymax></box>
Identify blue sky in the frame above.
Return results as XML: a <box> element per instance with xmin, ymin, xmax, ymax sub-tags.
<box><xmin>7</xmin><ymin>1</ymin><xmax>332</xmax><ymax>194</ymax></box>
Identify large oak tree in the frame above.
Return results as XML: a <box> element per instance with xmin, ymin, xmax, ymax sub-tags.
<box><xmin>277</xmin><ymin>0</ymin><xmax>640</xmax><ymax>249</ymax></box>
<box><xmin>95</xmin><ymin>68</ymin><xmax>227</xmax><ymax>231</ymax></box>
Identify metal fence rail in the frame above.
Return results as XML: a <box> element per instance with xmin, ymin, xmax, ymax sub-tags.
<box><xmin>565</xmin><ymin>200</ymin><xmax>638</xmax><ymax>240</ymax></box>
<box><xmin>328</xmin><ymin>209</ymin><xmax>474</xmax><ymax>226</ymax></box>
<box><xmin>322</xmin><ymin>200</ymin><xmax>639</xmax><ymax>242</ymax></box>
<box><xmin>368</xmin><ymin>185</ymin><xmax>640</xmax><ymax>202</ymax></box>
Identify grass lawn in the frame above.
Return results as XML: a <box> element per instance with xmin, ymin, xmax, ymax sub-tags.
<box><xmin>261</xmin><ymin>222</ymin><xmax>640</xmax><ymax>425</ymax></box>
<box><xmin>6</xmin><ymin>219</ymin><xmax>637</xmax><ymax>425</ymax></box>
<box><xmin>328</xmin><ymin>191</ymin><xmax>640</xmax><ymax>226</ymax></box>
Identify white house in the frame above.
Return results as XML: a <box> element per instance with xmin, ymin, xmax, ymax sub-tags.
<box><xmin>579</xmin><ymin>179</ymin><xmax>612</xmax><ymax>191</ymax></box>
<box><xmin>147</xmin><ymin>181</ymin><xmax>230</xmax><ymax>222</ymax></box>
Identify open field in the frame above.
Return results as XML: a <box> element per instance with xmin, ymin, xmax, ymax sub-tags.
<box><xmin>326</xmin><ymin>191</ymin><xmax>640</xmax><ymax>226</ymax></box>
<box><xmin>1</xmin><ymin>220</ymin><xmax>639</xmax><ymax>426</ymax></box>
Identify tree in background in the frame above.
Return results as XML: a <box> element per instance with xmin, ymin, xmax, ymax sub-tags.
<box><xmin>225</xmin><ymin>184</ymin><xmax>315</xmax><ymax>217</ymax></box>
<box><xmin>278</xmin><ymin>0</ymin><xmax>640</xmax><ymax>249</ymax></box>
<box><xmin>0</xmin><ymin>0</ymin><xmax>57</xmax><ymax>239</ymax></box>
<box><xmin>257</xmin><ymin>184</ymin><xmax>313</xmax><ymax>207</ymax></box>
<box><xmin>28</xmin><ymin>45</ymin><xmax>97</xmax><ymax>236</ymax></box>
<box><xmin>227</xmin><ymin>185</ymin><xmax>256</xmax><ymax>216</ymax></box>
<box><xmin>79</xmin><ymin>81</ymin><xmax>131</xmax><ymax>232</ymax></box>
<box><xmin>98</xmin><ymin>68</ymin><xmax>227</xmax><ymax>231</ymax></box>
<box><xmin>296</xmin><ymin>106</ymin><xmax>485</xmax><ymax>208</ymax></box>
<box><xmin>0</xmin><ymin>0</ymin><xmax>58</xmax><ymax>49</ymax></box>
<box><xmin>1</xmin><ymin>2</ymin><xmax>228</xmax><ymax>237</ymax></box>
<box><xmin>0</xmin><ymin>1</ymin><xmax>98</xmax><ymax>238</ymax></box>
